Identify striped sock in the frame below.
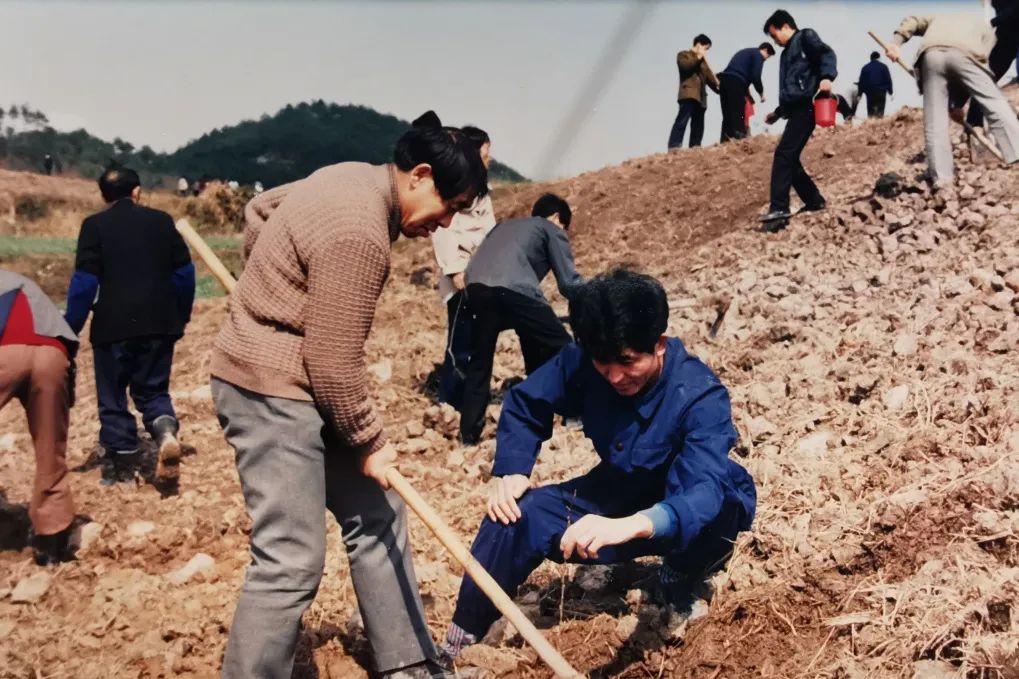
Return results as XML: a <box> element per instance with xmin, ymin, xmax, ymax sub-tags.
<box><xmin>440</xmin><ymin>623</ymin><xmax>478</xmax><ymax>658</ymax></box>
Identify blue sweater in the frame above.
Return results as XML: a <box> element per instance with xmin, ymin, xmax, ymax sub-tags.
<box><xmin>720</xmin><ymin>47</ymin><xmax>766</xmax><ymax>97</ymax></box>
<box><xmin>493</xmin><ymin>338</ymin><xmax>756</xmax><ymax>548</ymax></box>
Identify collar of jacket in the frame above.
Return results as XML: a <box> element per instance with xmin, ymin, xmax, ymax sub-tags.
<box><xmin>108</xmin><ymin>198</ymin><xmax>135</xmax><ymax>211</ymax></box>
<box><xmin>386</xmin><ymin>164</ymin><xmax>402</xmax><ymax>242</ymax></box>
<box><xmin>631</xmin><ymin>338</ymin><xmax>682</xmax><ymax>421</ymax></box>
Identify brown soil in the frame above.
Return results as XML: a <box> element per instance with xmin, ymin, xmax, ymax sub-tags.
<box><xmin>2</xmin><ymin>97</ymin><xmax>1019</xmax><ymax>678</ymax></box>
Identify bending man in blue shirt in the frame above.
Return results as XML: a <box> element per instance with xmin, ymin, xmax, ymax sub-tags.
<box><xmin>442</xmin><ymin>269</ymin><xmax>756</xmax><ymax>655</ymax></box>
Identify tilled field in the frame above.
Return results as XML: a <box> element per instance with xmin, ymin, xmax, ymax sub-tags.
<box><xmin>1</xmin><ymin>102</ymin><xmax>1018</xmax><ymax>678</ymax></box>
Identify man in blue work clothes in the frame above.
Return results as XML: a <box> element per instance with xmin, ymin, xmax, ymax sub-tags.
<box><xmin>441</xmin><ymin>269</ymin><xmax>756</xmax><ymax>655</ymax></box>
<box><xmin>858</xmin><ymin>52</ymin><xmax>893</xmax><ymax>119</ymax></box>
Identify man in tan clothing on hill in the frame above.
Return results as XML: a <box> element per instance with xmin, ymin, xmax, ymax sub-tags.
<box><xmin>885</xmin><ymin>13</ymin><xmax>1019</xmax><ymax>187</ymax></box>
<box><xmin>210</xmin><ymin>125</ymin><xmax>488</xmax><ymax>679</ymax></box>
<box><xmin>669</xmin><ymin>33</ymin><xmax>721</xmax><ymax>149</ymax></box>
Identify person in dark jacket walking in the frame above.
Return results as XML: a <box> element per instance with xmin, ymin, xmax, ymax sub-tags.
<box><xmin>668</xmin><ymin>34</ymin><xmax>721</xmax><ymax>149</ymax></box>
<box><xmin>65</xmin><ymin>167</ymin><xmax>195</xmax><ymax>485</ymax></box>
<box><xmin>719</xmin><ymin>42</ymin><xmax>776</xmax><ymax>142</ymax></box>
<box><xmin>440</xmin><ymin>270</ymin><xmax>756</xmax><ymax>657</ymax></box>
<box><xmin>760</xmin><ymin>9</ymin><xmax>838</xmax><ymax>231</ymax></box>
<box><xmin>1</xmin><ymin>270</ymin><xmax>79</xmax><ymax>565</ymax></box>
<box><xmin>458</xmin><ymin>194</ymin><xmax>583</xmax><ymax>445</ymax></box>
<box><xmin>858</xmin><ymin>52</ymin><xmax>893</xmax><ymax>118</ymax></box>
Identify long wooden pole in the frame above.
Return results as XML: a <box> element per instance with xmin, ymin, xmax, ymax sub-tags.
<box><xmin>386</xmin><ymin>468</ymin><xmax>584</xmax><ymax>679</ymax></box>
<box><xmin>867</xmin><ymin>30</ymin><xmax>1006</xmax><ymax>162</ymax></box>
<box><xmin>175</xmin><ymin>218</ymin><xmax>238</xmax><ymax>293</ymax></box>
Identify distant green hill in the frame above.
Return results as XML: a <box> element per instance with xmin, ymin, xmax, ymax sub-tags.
<box><xmin>0</xmin><ymin>101</ymin><xmax>526</xmax><ymax>188</ymax></box>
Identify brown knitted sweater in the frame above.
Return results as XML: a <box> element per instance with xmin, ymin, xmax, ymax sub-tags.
<box><xmin>211</xmin><ymin>162</ymin><xmax>400</xmax><ymax>456</ymax></box>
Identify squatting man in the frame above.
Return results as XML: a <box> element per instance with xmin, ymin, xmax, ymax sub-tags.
<box><xmin>442</xmin><ymin>268</ymin><xmax>757</xmax><ymax>654</ymax></box>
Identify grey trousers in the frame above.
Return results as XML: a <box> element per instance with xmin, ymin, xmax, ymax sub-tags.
<box><xmin>922</xmin><ymin>47</ymin><xmax>1019</xmax><ymax>184</ymax></box>
<box><xmin>212</xmin><ymin>378</ymin><xmax>436</xmax><ymax>678</ymax></box>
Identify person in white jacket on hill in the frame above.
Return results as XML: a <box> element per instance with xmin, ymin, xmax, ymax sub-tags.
<box><xmin>430</xmin><ymin>125</ymin><xmax>497</xmax><ymax>411</ymax></box>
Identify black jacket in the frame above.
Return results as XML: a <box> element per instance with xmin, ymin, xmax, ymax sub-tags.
<box><xmin>776</xmin><ymin>28</ymin><xmax>838</xmax><ymax>116</ymax></box>
<box><xmin>73</xmin><ymin>199</ymin><xmax>192</xmax><ymax>344</ymax></box>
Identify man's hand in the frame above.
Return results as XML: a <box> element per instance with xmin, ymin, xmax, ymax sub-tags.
<box><xmin>760</xmin><ymin>94</ymin><xmax>767</xmax><ymax>103</ymax></box>
<box><xmin>360</xmin><ymin>442</ymin><xmax>398</xmax><ymax>489</ymax></box>
<box><xmin>452</xmin><ymin>272</ymin><xmax>466</xmax><ymax>291</ymax></box>
<box><xmin>817</xmin><ymin>79</ymin><xmax>833</xmax><ymax>94</ymax></box>
<box><xmin>560</xmin><ymin>514</ymin><xmax>654</xmax><ymax>560</ymax></box>
<box><xmin>885</xmin><ymin>45</ymin><xmax>901</xmax><ymax>63</ymax></box>
<box><xmin>487</xmin><ymin>474</ymin><xmax>531</xmax><ymax>524</ymax></box>
<box><xmin>765</xmin><ymin>111</ymin><xmax>779</xmax><ymax>125</ymax></box>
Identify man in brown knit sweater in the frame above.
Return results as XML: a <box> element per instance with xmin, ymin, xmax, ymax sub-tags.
<box><xmin>210</xmin><ymin>126</ymin><xmax>487</xmax><ymax>679</ymax></box>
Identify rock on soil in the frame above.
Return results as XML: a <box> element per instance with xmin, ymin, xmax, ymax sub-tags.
<box><xmin>10</xmin><ymin>571</ymin><xmax>51</xmax><ymax>603</ymax></box>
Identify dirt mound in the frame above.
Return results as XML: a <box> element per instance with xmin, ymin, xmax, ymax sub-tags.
<box><xmin>2</xmin><ymin>101</ymin><xmax>1018</xmax><ymax>678</ymax></box>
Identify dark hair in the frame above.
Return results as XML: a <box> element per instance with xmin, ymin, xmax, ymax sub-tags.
<box><xmin>461</xmin><ymin>125</ymin><xmax>490</xmax><ymax>149</ymax></box>
<box><xmin>98</xmin><ymin>167</ymin><xmax>140</xmax><ymax>202</ymax></box>
<box><xmin>411</xmin><ymin>110</ymin><xmax>442</xmax><ymax>129</ymax></box>
<box><xmin>693</xmin><ymin>34</ymin><xmax>712</xmax><ymax>47</ymax></box>
<box><xmin>393</xmin><ymin>126</ymin><xmax>488</xmax><ymax>201</ymax></box>
<box><xmin>763</xmin><ymin>10</ymin><xmax>797</xmax><ymax>34</ymax></box>
<box><xmin>568</xmin><ymin>269</ymin><xmax>669</xmax><ymax>363</ymax></box>
<box><xmin>759</xmin><ymin>42</ymin><xmax>776</xmax><ymax>56</ymax></box>
<box><xmin>870</xmin><ymin>51</ymin><xmax>880</xmax><ymax>60</ymax></box>
<box><xmin>531</xmin><ymin>193</ymin><xmax>572</xmax><ymax>229</ymax></box>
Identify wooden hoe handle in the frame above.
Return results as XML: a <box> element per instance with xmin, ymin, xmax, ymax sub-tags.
<box><xmin>386</xmin><ymin>468</ymin><xmax>584</xmax><ymax>678</ymax></box>
<box><xmin>175</xmin><ymin>218</ymin><xmax>238</xmax><ymax>293</ymax></box>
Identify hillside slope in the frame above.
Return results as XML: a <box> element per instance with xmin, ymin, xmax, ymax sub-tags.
<box><xmin>1</xmin><ymin>100</ymin><xmax>1017</xmax><ymax>679</ymax></box>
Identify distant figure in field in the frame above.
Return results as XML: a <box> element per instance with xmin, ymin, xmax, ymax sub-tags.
<box><xmin>760</xmin><ymin>9</ymin><xmax>838</xmax><ymax>231</ymax></box>
<box><xmin>177</xmin><ymin>177</ymin><xmax>189</xmax><ymax>197</ymax></box>
<box><xmin>253</xmin><ymin>180</ymin><xmax>264</xmax><ymax>194</ymax></box>
<box><xmin>885</xmin><ymin>13</ymin><xmax>1019</xmax><ymax>188</ymax></box>
<box><xmin>858</xmin><ymin>52</ymin><xmax>894</xmax><ymax>118</ymax></box>
<box><xmin>718</xmin><ymin>42</ymin><xmax>776</xmax><ymax>142</ymax></box>
<box><xmin>0</xmin><ymin>270</ymin><xmax>79</xmax><ymax>566</ymax></box>
<box><xmin>458</xmin><ymin>194</ymin><xmax>583</xmax><ymax>445</ymax></box>
<box><xmin>64</xmin><ymin>167</ymin><xmax>195</xmax><ymax>486</ymax></box>
<box><xmin>669</xmin><ymin>34</ymin><xmax>721</xmax><ymax>149</ymax></box>
<box><xmin>43</xmin><ymin>154</ymin><xmax>54</xmax><ymax>176</ymax></box>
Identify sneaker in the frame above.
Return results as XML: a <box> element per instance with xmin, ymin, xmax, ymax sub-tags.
<box><xmin>101</xmin><ymin>449</ymin><xmax>142</xmax><ymax>486</ymax></box>
<box><xmin>152</xmin><ymin>415</ymin><xmax>182</xmax><ymax>482</ymax></box>
<box><xmin>32</xmin><ymin>526</ymin><xmax>74</xmax><ymax>566</ymax></box>
<box><xmin>381</xmin><ymin>659</ymin><xmax>454</xmax><ymax>679</ymax></box>
<box><xmin>760</xmin><ymin>210</ymin><xmax>792</xmax><ymax>233</ymax></box>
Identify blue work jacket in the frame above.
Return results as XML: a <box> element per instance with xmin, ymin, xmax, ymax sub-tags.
<box><xmin>492</xmin><ymin>337</ymin><xmax>756</xmax><ymax>551</ymax></box>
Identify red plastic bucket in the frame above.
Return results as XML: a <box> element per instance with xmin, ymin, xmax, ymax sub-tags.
<box><xmin>814</xmin><ymin>95</ymin><xmax>837</xmax><ymax>128</ymax></box>
<box><xmin>744</xmin><ymin>97</ymin><xmax>755</xmax><ymax>131</ymax></box>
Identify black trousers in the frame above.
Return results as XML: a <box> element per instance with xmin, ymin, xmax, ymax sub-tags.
<box><xmin>966</xmin><ymin>31</ymin><xmax>1019</xmax><ymax>127</ymax></box>
<box><xmin>865</xmin><ymin>92</ymin><xmax>887</xmax><ymax>118</ymax></box>
<box><xmin>459</xmin><ymin>285</ymin><xmax>571</xmax><ymax>442</ymax></box>
<box><xmin>93</xmin><ymin>336</ymin><xmax>177</xmax><ymax>452</ymax></box>
<box><xmin>769</xmin><ymin>105</ymin><xmax>825</xmax><ymax>213</ymax></box>
<box><xmin>719</xmin><ymin>74</ymin><xmax>748</xmax><ymax>142</ymax></box>
<box><xmin>668</xmin><ymin>100</ymin><xmax>705</xmax><ymax>149</ymax></box>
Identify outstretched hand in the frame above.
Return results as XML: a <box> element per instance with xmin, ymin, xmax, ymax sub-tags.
<box><xmin>559</xmin><ymin>514</ymin><xmax>653</xmax><ymax>560</ymax></box>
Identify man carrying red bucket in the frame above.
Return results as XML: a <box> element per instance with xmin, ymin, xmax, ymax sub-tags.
<box><xmin>759</xmin><ymin>9</ymin><xmax>838</xmax><ymax>232</ymax></box>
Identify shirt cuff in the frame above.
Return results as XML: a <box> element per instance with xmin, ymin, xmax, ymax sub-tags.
<box><xmin>639</xmin><ymin>502</ymin><xmax>679</xmax><ymax>540</ymax></box>
<box><xmin>491</xmin><ymin>455</ymin><xmax>536</xmax><ymax>477</ymax></box>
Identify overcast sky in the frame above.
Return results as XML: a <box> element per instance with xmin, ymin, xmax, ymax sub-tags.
<box><xmin>2</xmin><ymin>0</ymin><xmax>996</xmax><ymax>180</ymax></box>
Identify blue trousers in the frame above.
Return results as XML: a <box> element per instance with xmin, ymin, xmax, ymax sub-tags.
<box><xmin>451</xmin><ymin>464</ymin><xmax>745</xmax><ymax>638</ymax></box>
<box><xmin>668</xmin><ymin>100</ymin><xmax>705</xmax><ymax>149</ymax></box>
<box><xmin>93</xmin><ymin>336</ymin><xmax>177</xmax><ymax>452</ymax></box>
<box><xmin>437</xmin><ymin>293</ymin><xmax>472</xmax><ymax>411</ymax></box>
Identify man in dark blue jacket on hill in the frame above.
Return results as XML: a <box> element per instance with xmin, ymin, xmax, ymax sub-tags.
<box><xmin>760</xmin><ymin>9</ymin><xmax>838</xmax><ymax>231</ymax></box>
<box><xmin>719</xmin><ymin>42</ymin><xmax>776</xmax><ymax>142</ymax></box>
<box><xmin>65</xmin><ymin>167</ymin><xmax>195</xmax><ymax>486</ymax></box>
<box><xmin>441</xmin><ymin>269</ymin><xmax>756</xmax><ymax>657</ymax></box>
<box><xmin>858</xmin><ymin>52</ymin><xmax>893</xmax><ymax>118</ymax></box>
